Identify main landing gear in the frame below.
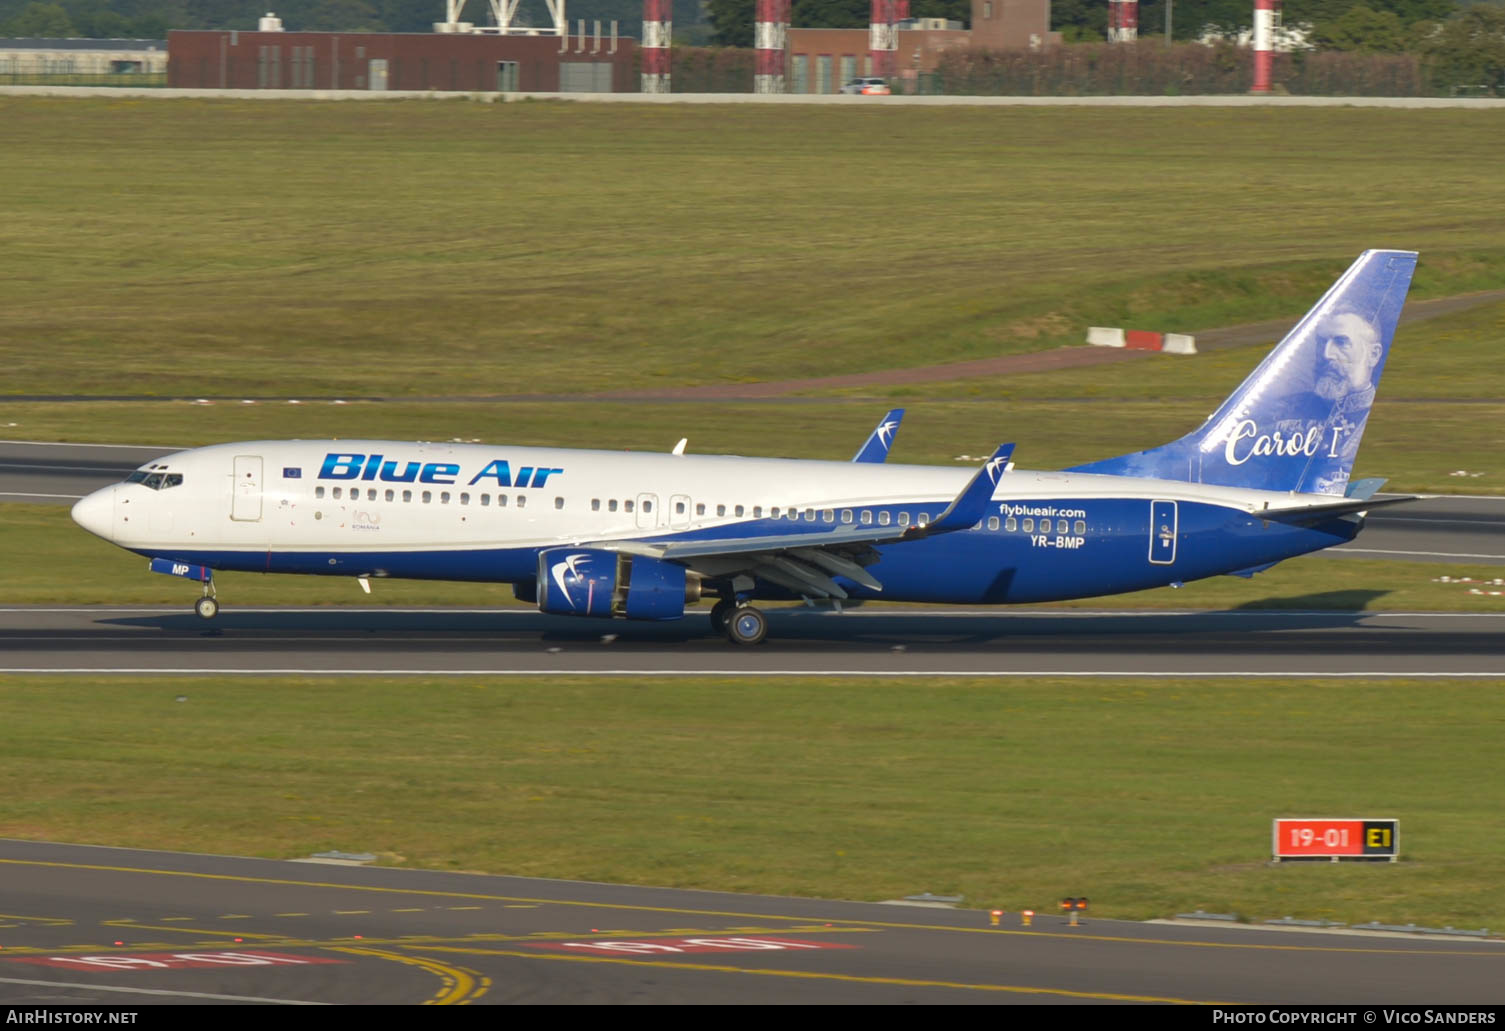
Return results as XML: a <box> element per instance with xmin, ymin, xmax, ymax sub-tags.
<box><xmin>710</xmin><ymin>598</ymin><xmax>768</xmax><ymax>646</ymax></box>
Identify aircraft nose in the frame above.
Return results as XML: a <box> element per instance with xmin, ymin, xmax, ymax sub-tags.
<box><xmin>71</xmin><ymin>485</ymin><xmax>116</xmax><ymax>540</ymax></box>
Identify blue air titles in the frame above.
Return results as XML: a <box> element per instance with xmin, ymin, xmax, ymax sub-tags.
<box><xmin>319</xmin><ymin>453</ymin><xmax>562</xmax><ymax>488</ymax></box>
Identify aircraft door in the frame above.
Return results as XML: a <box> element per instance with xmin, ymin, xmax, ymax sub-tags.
<box><xmin>232</xmin><ymin>455</ymin><xmax>263</xmax><ymax>521</ymax></box>
<box><xmin>635</xmin><ymin>493</ymin><xmax>660</xmax><ymax>530</ymax></box>
<box><xmin>1148</xmin><ymin>500</ymin><xmax>1177</xmax><ymax>565</ymax></box>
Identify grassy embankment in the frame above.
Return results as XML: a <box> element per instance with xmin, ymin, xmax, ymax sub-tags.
<box><xmin>3</xmin><ymin>98</ymin><xmax>1505</xmax><ymax>400</ymax></box>
<box><xmin>2</xmin><ymin>674</ymin><xmax>1503</xmax><ymax>928</ymax></box>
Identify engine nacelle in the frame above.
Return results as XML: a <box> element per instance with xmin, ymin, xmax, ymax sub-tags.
<box><xmin>536</xmin><ymin>548</ymin><xmax>699</xmax><ymax>621</ymax></box>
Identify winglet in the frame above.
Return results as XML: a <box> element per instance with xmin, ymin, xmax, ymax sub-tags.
<box><xmin>852</xmin><ymin>409</ymin><xmax>906</xmax><ymax>463</ymax></box>
<box><xmin>917</xmin><ymin>443</ymin><xmax>1014</xmax><ymax>536</ymax></box>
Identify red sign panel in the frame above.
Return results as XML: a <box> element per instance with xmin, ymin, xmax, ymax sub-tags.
<box><xmin>1273</xmin><ymin>818</ymin><xmax>1398</xmax><ymax>858</ymax></box>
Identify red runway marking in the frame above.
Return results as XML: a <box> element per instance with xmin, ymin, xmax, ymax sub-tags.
<box><xmin>528</xmin><ymin>937</ymin><xmax>859</xmax><ymax>956</ymax></box>
<box><xmin>9</xmin><ymin>950</ymin><xmax>347</xmax><ymax>971</ymax></box>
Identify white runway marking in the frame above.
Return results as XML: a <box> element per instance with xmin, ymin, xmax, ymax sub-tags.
<box><xmin>2</xmin><ymin>668</ymin><xmax>1503</xmax><ymax>678</ymax></box>
<box><xmin>0</xmin><ymin>491</ymin><xmax>84</xmax><ymax>500</ymax></box>
<box><xmin>1337</xmin><ymin>547</ymin><xmax>1505</xmax><ymax>560</ymax></box>
<box><xmin>0</xmin><ymin>974</ymin><xmax>325</xmax><ymax>1004</ymax></box>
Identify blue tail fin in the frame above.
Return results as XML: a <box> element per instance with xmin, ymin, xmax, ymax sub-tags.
<box><xmin>1067</xmin><ymin>250</ymin><xmax>1417</xmax><ymax>496</ymax></box>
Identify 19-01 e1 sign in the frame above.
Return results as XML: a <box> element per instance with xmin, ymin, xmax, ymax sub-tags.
<box><xmin>1273</xmin><ymin>818</ymin><xmax>1399</xmax><ymax>861</ymax></box>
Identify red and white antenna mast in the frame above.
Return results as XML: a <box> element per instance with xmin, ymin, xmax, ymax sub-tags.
<box><xmin>754</xmin><ymin>0</ymin><xmax>789</xmax><ymax>94</ymax></box>
<box><xmin>1251</xmin><ymin>0</ymin><xmax>1274</xmax><ymax>92</ymax></box>
<box><xmin>1107</xmin><ymin>0</ymin><xmax>1138</xmax><ymax>42</ymax></box>
<box><xmin>868</xmin><ymin>0</ymin><xmax>895</xmax><ymax>78</ymax></box>
<box><xmin>642</xmin><ymin>0</ymin><xmax>671</xmax><ymax>93</ymax></box>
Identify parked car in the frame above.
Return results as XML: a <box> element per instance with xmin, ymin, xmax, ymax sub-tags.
<box><xmin>840</xmin><ymin>77</ymin><xmax>891</xmax><ymax>95</ymax></box>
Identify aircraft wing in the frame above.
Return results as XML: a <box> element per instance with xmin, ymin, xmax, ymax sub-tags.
<box><xmin>591</xmin><ymin>444</ymin><xmax>1014</xmax><ymax>600</ymax></box>
<box><xmin>851</xmin><ymin>409</ymin><xmax>905</xmax><ymax>463</ymax></box>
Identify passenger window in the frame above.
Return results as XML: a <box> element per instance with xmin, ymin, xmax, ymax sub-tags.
<box><xmin>440</xmin><ymin>492</ymin><xmax>451</xmax><ymax>504</ymax></box>
<box><xmin>422</xmin><ymin>491</ymin><xmax>432</xmax><ymax>504</ymax></box>
<box><xmin>987</xmin><ymin>516</ymin><xmax>1000</xmax><ymax>531</ymax></box>
<box><xmin>517</xmin><ymin>496</ymin><xmax>526</xmax><ymax>508</ymax></box>
<box><xmin>696</xmin><ymin>503</ymin><xmax>706</xmax><ymax>516</ymax></box>
<box><xmin>1039</xmin><ymin>518</ymin><xmax>1051</xmax><ymax>533</ymax></box>
<box><xmin>403</xmin><ymin>490</ymin><xmax>413</xmax><ymax>503</ymax></box>
<box><xmin>591</xmin><ymin>499</ymin><xmax>600</xmax><ymax>511</ymax></box>
<box><xmin>821</xmin><ymin>509</ymin><xmax>834</xmax><ymax>523</ymax></box>
<box><xmin>717</xmin><ymin>504</ymin><xmax>726</xmax><ymax>517</ymax></box>
<box><xmin>555</xmin><ymin>497</ymin><xmax>564</xmax><ymax>509</ymax></box>
<box><xmin>609</xmin><ymin>499</ymin><xmax>618</xmax><ymax>512</ymax></box>
<box><xmin>804</xmin><ymin>509</ymin><xmax>815</xmax><ymax>522</ymax></box>
<box><xmin>333</xmin><ymin>487</ymin><xmax>342</xmax><ymax>500</ymax></box>
<box><xmin>643</xmin><ymin>500</ymin><xmax>652</xmax><ymax>513</ymax></box>
<box><xmin>734</xmin><ymin>505</ymin><xmax>744</xmax><ymax>517</ymax></box>
<box><xmin>624</xmin><ymin>499</ymin><xmax>633</xmax><ymax>513</ymax></box>
<box><xmin>878</xmin><ymin>511</ymin><xmax>891</xmax><ymax>526</ymax></box>
<box><xmin>1075</xmin><ymin>519</ymin><xmax>1086</xmax><ymax>534</ymax></box>
<box><xmin>316</xmin><ymin>486</ymin><xmax>325</xmax><ymax>499</ymax></box>
<box><xmin>460</xmin><ymin>493</ymin><xmax>470</xmax><ymax>505</ymax></box>
<box><xmin>860</xmin><ymin>510</ymin><xmax>872</xmax><ymax>525</ymax></box>
<box><xmin>898</xmin><ymin>512</ymin><xmax>911</xmax><ymax>526</ymax></box>
<box><xmin>676</xmin><ymin>501</ymin><xmax>686</xmax><ymax>514</ymax></box>
<box><xmin>770</xmin><ymin>507</ymin><xmax>780</xmax><ymax>518</ymax></box>
<box><xmin>1022</xmin><ymin>518</ymin><xmax>1034</xmax><ymax>532</ymax></box>
<box><xmin>841</xmin><ymin>510</ymin><xmax>853</xmax><ymax>523</ymax></box>
<box><xmin>385</xmin><ymin>489</ymin><xmax>394</xmax><ymax>502</ymax></box>
<box><xmin>498</xmin><ymin>495</ymin><xmax>508</xmax><ymax>507</ymax></box>
<box><xmin>481</xmin><ymin>494</ymin><xmax>490</xmax><ymax>507</ymax></box>
<box><xmin>1005</xmin><ymin>516</ymin><xmax>1017</xmax><ymax>532</ymax></box>
<box><xmin>917</xmin><ymin>513</ymin><xmax>930</xmax><ymax>526</ymax></box>
<box><xmin>753</xmin><ymin>506</ymin><xmax>762</xmax><ymax>518</ymax></box>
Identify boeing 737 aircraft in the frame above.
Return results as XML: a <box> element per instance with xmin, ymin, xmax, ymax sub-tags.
<box><xmin>71</xmin><ymin>250</ymin><xmax>1418</xmax><ymax>645</ymax></box>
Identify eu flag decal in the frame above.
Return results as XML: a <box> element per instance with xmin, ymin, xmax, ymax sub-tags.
<box><xmin>283</xmin><ymin>467</ymin><xmax>302</xmax><ymax>479</ymax></box>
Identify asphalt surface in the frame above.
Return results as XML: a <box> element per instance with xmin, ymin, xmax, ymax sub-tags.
<box><xmin>1</xmin><ymin>839</ymin><xmax>1500</xmax><ymax>1006</ymax></box>
<box><xmin>0</xmin><ymin>606</ymin><xmax>1501</xmax><ymax>677</ymax></box>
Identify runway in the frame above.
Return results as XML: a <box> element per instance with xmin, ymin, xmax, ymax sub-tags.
<box><xmin>1</xmin><ymin>839</ymin><xmax>1500</xmax><ymax>1005</ymax></box>
<box><xmin>4</xmin><ymin>440</ymin><xmax>1504</xmax><ymax>564</ymax></box>
<box><xmin>2</xmin><ymin>606</ymin><xmax>1503</xmax><ymax>677</ymax></box>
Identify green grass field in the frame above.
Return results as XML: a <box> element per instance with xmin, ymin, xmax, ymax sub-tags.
<box><xmin>3</xmin><ymin>98</ymin><xmax>1505</xmax><ymax>400</ymax></box>
<box><xmin>2</xmin><ymin>674</ymin><xmax>1503</xmax><ymax>928</ymax></box>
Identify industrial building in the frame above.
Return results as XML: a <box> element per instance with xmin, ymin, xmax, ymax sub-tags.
<box><xmin>167</xmin><ymin>20</ymin><xmax>635</xmax><ymax>93</ymax></box>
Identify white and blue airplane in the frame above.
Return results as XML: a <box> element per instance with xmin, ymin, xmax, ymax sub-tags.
<box><xmin>71</xmin><ymin>250</ymin><xmax>1418</xmax><ymax>645</ymax></box>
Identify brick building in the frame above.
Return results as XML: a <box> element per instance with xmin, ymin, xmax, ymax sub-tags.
<box><xmin>167</xmin><ymin>27</ymin><xmax>635</xmax><ymax>93</ymax></box>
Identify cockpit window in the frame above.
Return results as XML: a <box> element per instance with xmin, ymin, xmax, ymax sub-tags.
<box><xmin>125</xmin><ymin>470</ymin><xmax>183</xmax><ymax>491</ymax></box>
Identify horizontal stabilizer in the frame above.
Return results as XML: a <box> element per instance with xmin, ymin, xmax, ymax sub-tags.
<box><xmin>1259</xmin><ymin>493</ymin><xmax>1418</xmax><ymax>526</ymax></box>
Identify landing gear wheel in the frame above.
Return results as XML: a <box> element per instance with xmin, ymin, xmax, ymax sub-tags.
<box><xmin>727</xmin><ymin>605</ymin><xmax>768</xmax><ymax>646</ymax></box>
<box><xmin>194</xmin><ymin>596</ymin><xmax>220</xmax><ymax>620</ymax></box>
<box><xmin>709</xmin><ymin>599</ymin><xmax>735</xmax><ymax>636</ymax></box>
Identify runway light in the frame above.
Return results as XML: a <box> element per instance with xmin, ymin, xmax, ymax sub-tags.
<box><xmin>1022</xmin><ymin>910</ymin><xmax>1034</xmax><ymax>927</ymax></box>
<box><xmin>989</xmin><ymin>909</ymin><xmax>1003</xmax><ymax>927</ymax></box>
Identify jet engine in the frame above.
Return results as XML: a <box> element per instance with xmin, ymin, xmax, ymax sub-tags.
<box><xmin>536</xmin><ymin>548</ymin><xmax>700</xmax><ymax>620</ymax></box>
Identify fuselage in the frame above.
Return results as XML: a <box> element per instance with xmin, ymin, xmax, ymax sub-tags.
<box><xmin>71</xmin><ymin>439</ymin><xmax>1363</xmax><ymax>606</ymax></box>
